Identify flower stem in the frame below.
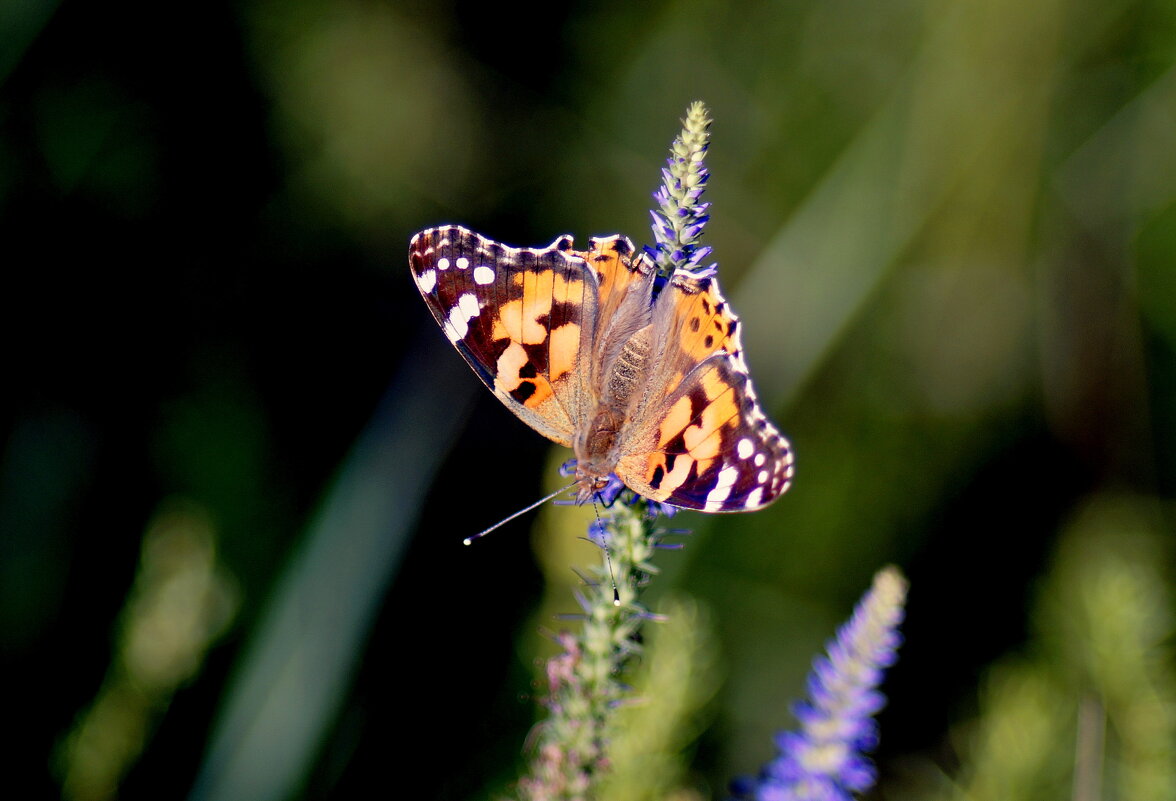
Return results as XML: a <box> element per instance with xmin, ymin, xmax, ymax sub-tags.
<box><xmin>518</xmin><ymin>499</ymin><xmax>667</xmax><ymax>801</ymax></box>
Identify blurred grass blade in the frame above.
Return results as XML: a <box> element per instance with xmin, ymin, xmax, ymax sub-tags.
<box><xmin>188</xmin><ymin>339</ymin><xmax>474</xmax><ymax>801</ymax></box>
<box><xmin>733</xmin><ymin>98</ymin><xmax>915</xmax><ymax>403</ymax></box>
<box><xmin>1056</xmin><ymin>62</ymin><xmax>1176</xmax><ymax>234</ymax></box>
<box><xmin>735</xmin><ymin>0</ymin><xmax>1067</xmax><ymax>404</ymax></box>
<box><xmin>59</xmin><ymin>501</ymin><xmax>237</xmax><ymax>801</ymax></box>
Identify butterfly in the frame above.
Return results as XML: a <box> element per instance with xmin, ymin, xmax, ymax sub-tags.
<box><xmin>408</xmin><ymin>225</ymin><xmax>793</xmax><ymax>512</ymax></box>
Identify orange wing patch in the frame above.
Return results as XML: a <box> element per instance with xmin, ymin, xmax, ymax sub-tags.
<box><xmin>494</xmin><ymin>341</ymin><xmax>555</xmax><ymax>409</ymax></box>
<box><xmin>549</xmin><ymin>323</ymin><xmax>580</xmax><ymax>382</ymax></box>
<box><xmin>497</xmin><ymin>269</ymin><xmax>553</xmax><ymax>344</ymax></box>
<box><xmin>576</xmin><ymin>236</ymin><xmax>650</xmax><ymax>326</ymax></box>
<box><xmin>666</xmin><ymin>273</ymin><xmax>741</xmax><ymax>363</ymax></box>
<box><xmin>619</xmin><ymin>360</ymin><xmax>744</xmax><ymax>502</ymax></box>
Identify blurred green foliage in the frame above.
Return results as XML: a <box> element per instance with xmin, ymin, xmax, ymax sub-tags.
<box><xmin>924</xmin><ymin>496</ymin><xmax>1175</xmax><ymax>801</ymax></box>
<box><xmin>1</xmin><ymin>0</ymin><xmax>1174</xmax><ymax>798</ymax></box>
<box><xmin>597</xmin><ymin>597</ymin><xmax>720</xmax><ymax>801</ymax></box>
<box><xmin>57</xmin><ymin>501</ymin><xmax>237</xmax><ymax>801</ymax></box>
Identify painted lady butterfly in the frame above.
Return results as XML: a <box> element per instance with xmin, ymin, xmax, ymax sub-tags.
<box><xmin>408</xmin><ymin>226</ymin><xmax>794</xmax><ymax>512</ymax></box>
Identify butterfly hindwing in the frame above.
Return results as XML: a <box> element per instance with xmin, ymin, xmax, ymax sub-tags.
<box><xmin>409</xmin><ymin>226</ymin><xmax>597</xmax><ymax>447</ymax></box>
<box><xmin>616</xmin><ymin>269</ymin><xmax>794</xmax><ymax>511</ymax></box>
<box><xmin>618</xmin><ymin>352</ymin><xmax>793</xmax><ymax>510</ymax></box>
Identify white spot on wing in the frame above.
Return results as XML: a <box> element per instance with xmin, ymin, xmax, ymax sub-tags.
<box><xmin>744</xmin><ymin>487</ymin><xmax>764</xmax><ymax>509</ymax></box>
<box><xmin>437</xmin><ymin>257</ymin><xmax>450</xmax><ymax>270</ymax></box>
<box><xmin>416</xmin><ymin>269</ymin><xmax>436</xmax><ymax>293</ymax></box>
<box><xmin>754</xmin><ymin>452</ymin><xmax>766</xmax><ymax>467</ymax></box>
<box><xmin>445</xmin><ymin>292</ymin><xmax>481</xmax><ymax>341</ymax></box>
<box><xmin>473</xmin><ymin>265</ymin><xmax>495</xmax><ymax>285</ymax></box>
<box><xmin>456</xmin><ymin>256</ymin><xmax>470</xmax><ymax>270</ymax></box>
<box><xmin>737</xmin><ymin>438</ymin><xmax>754</xmax><ymax>459</ymax></box>
<box><xmin>704</xmin><ymin>465</ymin><xmax>739</xmax><ymax>511</ymax></box>
<box><xmin>457</xmin><ymin>293</ymin><xmax>480</xmax><ymax>317</ymax></box>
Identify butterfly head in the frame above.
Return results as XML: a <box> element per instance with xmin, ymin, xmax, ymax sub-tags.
<box><xmin>558</xmin><ymin>458</ymin><xmax>625</xmax><ymax>507</ymax></box>
<box><xmin>574</xmin><ymin>471</ymin><xmax>616</xmax><ymax>505</ymax></box>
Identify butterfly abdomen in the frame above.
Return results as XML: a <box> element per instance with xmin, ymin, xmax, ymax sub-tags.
<box><xmin>601</xmin><ymin>326</ymin><xmax>651</xmax><ymax>402</ymax></box>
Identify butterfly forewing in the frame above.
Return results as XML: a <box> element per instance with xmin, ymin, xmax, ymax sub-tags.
<box><xmin>409</xmin><ymin>226</ymin><xmax>596</xmax><ymax>446</ymax></box>
<box><xmin>581</xmin><ymin>236</ymin><xmax>654</xmax><ymax>334</ymax></box>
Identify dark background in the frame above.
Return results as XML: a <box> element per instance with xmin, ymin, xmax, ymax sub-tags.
<box><xmin>3</xmin><ymin>0</ymin><xmax>1174</xmax><ymax>799</ymax></box>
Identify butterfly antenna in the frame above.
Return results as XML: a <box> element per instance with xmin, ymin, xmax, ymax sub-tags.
<box><xmin>463</xmin><ymin>480</ymin><xmax>578</xmax><ymax>546</ymax></box>
<box><xmin>590</xmin><ymin>496</ymin><xmax>622</xmax><ymax>607</ymax></box>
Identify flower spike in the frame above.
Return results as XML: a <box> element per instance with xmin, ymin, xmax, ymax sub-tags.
<box><xmin>649</xmin><ymin>101</ymin><xmax>715</xmax><ymax>278</ymax></box>
<box><xmin>733</xmin><ymin>567</ymin><xmax>908</xmax><ymax>801</ymax></box>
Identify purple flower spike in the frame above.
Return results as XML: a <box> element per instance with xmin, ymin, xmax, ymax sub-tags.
<box><xmin>648</xmin><ymin>101</ymin><xmax>716</xmax><ymax>279</ymax></box>
<box><xmin>734</xmin><ymin>567</ymin><xmax>908</xmax><ymax>801</ymax></box>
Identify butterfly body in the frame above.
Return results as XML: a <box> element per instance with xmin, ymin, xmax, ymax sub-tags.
<box><xmin>408</xmin><ymin>225</ymin><xmax>793</xmax><ymax>512</ymax></box>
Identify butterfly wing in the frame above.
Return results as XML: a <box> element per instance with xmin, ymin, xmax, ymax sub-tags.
<box><xmin>409</xmin><ymin>226</ymin><xmax>597</xmax><ymax>447</ymax></box>
<box><xmin>616</xmin><ymin>269</ymin><xmax>794</xmax><ymax>511</ymax></box>
<box><xmin>579</xmin><ymin>235</ymin><xmax>654</xmax><ymax>330</ymax></box>
<box><xmin>572</xmin><ymin>235</ymin><xmax>658</xmax><ymax>396</ymax></box>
